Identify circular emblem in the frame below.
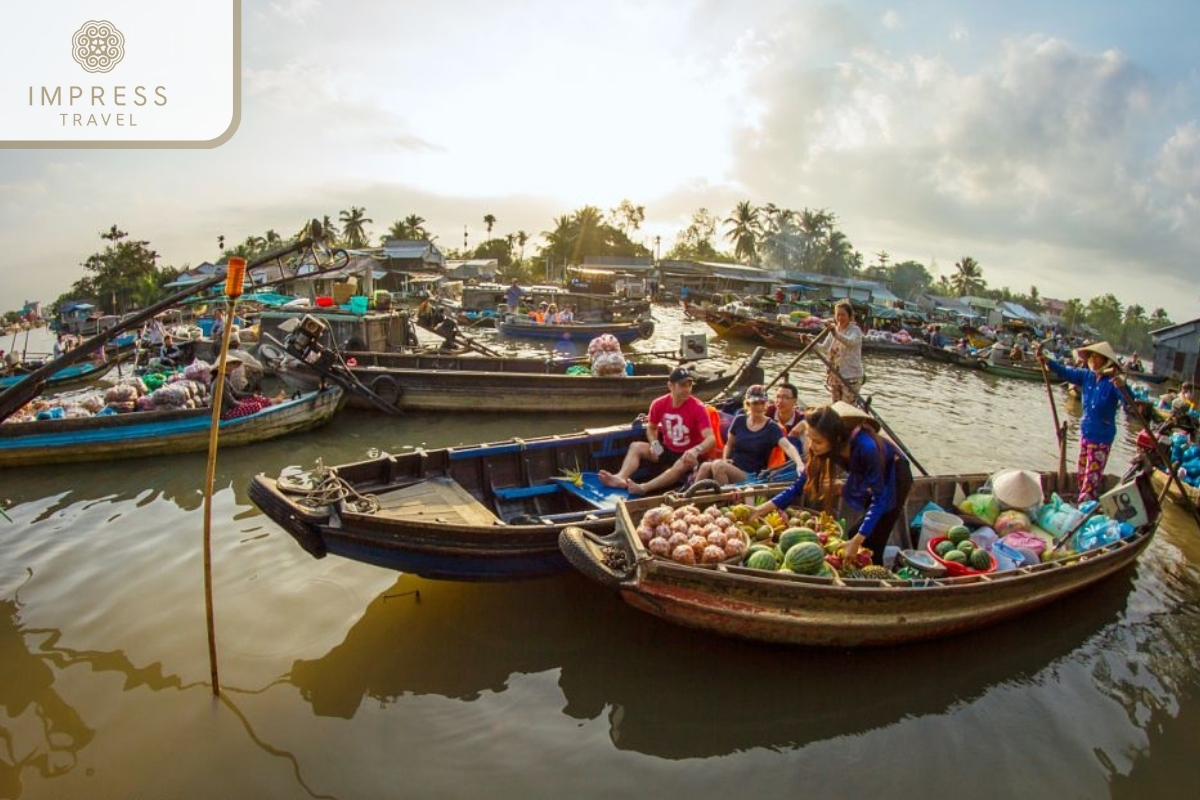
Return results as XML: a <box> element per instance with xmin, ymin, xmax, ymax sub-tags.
<box><xmin>72</xmin><ymin>21</ymin><xmax>125</xmax><ymax>73</ymax></box>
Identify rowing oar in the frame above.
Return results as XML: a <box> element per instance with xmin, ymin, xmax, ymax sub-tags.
<box><xmin>806</xmin><ymin>343</ymin><xmax>930</xmax><ymax>477</ymax></box>
<box><xmin>1034</xmin><ymin>341</ymin><xmax>1069</xmax><ymax>484</ymax></box>
<box><xmin>763</xmin><ymin>326</ymin><xmax>831</xmax><ymax>391</ymax></box>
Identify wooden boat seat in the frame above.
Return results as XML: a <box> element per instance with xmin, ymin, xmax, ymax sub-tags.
<box><xmin>369</xmin><ymin>476</ymin><xmax>501</xmax><ymax>526</ymax></box>
<box><xmin>550</xmin><ymin>473</ymin><xmax>629</xmax><ymax>511</ymax></box>
<box><xmin>492</xmin><ymin>483</ymin><xmax>560</xmax><ymax>500</ymax></box>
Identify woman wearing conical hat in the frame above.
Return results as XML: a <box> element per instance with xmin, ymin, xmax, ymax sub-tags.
<box><xmin>1036</xmin><ymin>341</ymin><xmax>1130</xmax><ymax>503</ymax></box>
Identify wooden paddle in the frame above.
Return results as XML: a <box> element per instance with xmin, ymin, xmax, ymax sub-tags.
<box><xmin>1034</xmin><ymin>341</ymin><xmax>1069</xmax><ymax>484</ymax></box>
<box><xmin>764</xmin><ymin>326</ymin><xmax>832</xmax><ymax>391</ymax></box>
<box><xmin>805</xmin><ymin>344</ymin><xmax>930</xmax><ymax>477</ymax></box>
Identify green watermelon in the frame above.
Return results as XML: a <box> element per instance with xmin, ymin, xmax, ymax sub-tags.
<box><xmin>778</xmin><ymin>527</ymin><xmax>820</xmax><ymax>551</ymax></box>
<box><xmin>943</xmin><ymin>549</ymin><xmax>968</xmax><ymax>564</ymax></box>
<box><xmin>783</xmin><ymin>541</ymin><xmax>826</xmax><ymax>574</ymax></box>
<box><xmin>969</xmin><ymin>548</ymin><xmax>992</xmax><ymax>571</ymax></box>
<box><xmin>934</xmin><ymin>539</ymin><xmax>957</xmax><ymax>557</ymax></box>
<box><xmin>958</xmin><ymin>540</ymin><xmax>976</xmax><ymax>556</ymax></box>
<box><xmin>947</xmin><ymin>525</ymin><xmax>972</xmax><ymax>545</ymax></box>
<box><xmin>745</xmin><ymin>550</ymin><xmax>779</xmax><ymax>571</ymax></box>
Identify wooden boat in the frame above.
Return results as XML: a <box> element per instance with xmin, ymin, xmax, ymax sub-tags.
<box><xmin>1149</xmin><ymin>464</ymin><xmax>1200</xmax><ymax>514</ymax></box>
<box><xmin>979</xmin><ymin>354</ymin><xmax>1048</xmax><ymax>382</ymax></box>
<box><xmin>0</xmin><ymin>355</ymin><xmax>126</xmax><ymax>391</ymax></box>
<box><xmin>1127</xmin><ymin>370</ymin><xmax>1167</xmax><ymax>385</ymax></box>
<box><xmin>559</xmin><ymin>469</ymin><xmax>1160</xmax><ymax>647</ymax></box>
<box><xmin>495</xmin><ymin>316</ymin><xmax>654</xmax><ymax>344</ymax></box>
<box><xmin>0</xmin><ymin>386</ymin><xmax>343</xmax><ymax>468</ymax></box>
<box><xmin>915</xmin><ymin>342</ymin><xmax>986</xmax><ymax>370</ymax></box>
<box><xmin>248</xmin><ymin>415</ymin><xmax>789</xmax><ymax>581</ymax></box>
<box><xmin>275</xmin><ymin>347</ymin><xmax>767</xmax><ymax>413</ymax></box>
<box><xmin>682</xmin><ymin>303</ymin><xmax>763</xmax><ymax>341</ymax></box>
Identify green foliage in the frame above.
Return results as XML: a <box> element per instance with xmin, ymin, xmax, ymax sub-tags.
<box><xmin>470</xmin><ymin>238</ymin><xmax>514</xmax><ymax>267</ymax></box>
<box><xmin>339</xmin><ymin>206</ymin><xmax>373</xmax><ymax>249</ymax></box>
<box><xmin>538</xmin><ymin>205</ymin><xmax>651</xmax><ymax>268</ymax></box>
<box><xmin>67</xmin><ymin>225</ymin><xmax>166</xmax><ymax>314</ymax></box>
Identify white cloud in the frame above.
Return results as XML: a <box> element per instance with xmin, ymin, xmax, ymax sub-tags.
<box><xmin>882</xmin><ymin>10</ymin><xmax>902</xmax><ymax>30</ymax></box>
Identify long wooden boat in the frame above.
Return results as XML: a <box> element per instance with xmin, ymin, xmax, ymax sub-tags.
<box><xmin>682</xmin><ymin>303</ymin><xmax>763</xmax><ymax>341</ymax></box>
<box><xmin>248</xmin><ymin>417</ymin><xmax>788</xmax><ymax>581</ymax></box>
<box><xmin>1127</xmin><ymin>370</ymin><xmax>1167</xmax><ymax>385</ymax></box>
<box><xmin>0</xmin><ymin>355</ymin><xmax>126</xmax><ymax>391</ymax></box>
<box><xmin>274</xmin><ymin>347</ymin><xmax>766</xmax><ymax>413</ymax></box>
<box><xmin>0</xmin><ymin>386</ymin><xmax>344</xmax><ymax>468</ymax></box>
<box><xmin>559</xmin><ymin>469</ymin><xmax>1160</xmax><ymax>647</ymax></box>
<box><xmin>495</xmin><ymin>317</ymin><xmax>654</xmax><ymax>344</ymax></box>
<box><xmin>914</xmin><ymin>342</ymin><xmax>986</xmax><ymax>369</ymax></box>
<box><xmin>980</xmin><ymin>357</ymin><xmax>1048</xmax><ymax>382</ymax></box>
<box><xmin>1149</xmin><ymin>465</ymin><xmax>1200</xmax><ymax>513</ymax></box>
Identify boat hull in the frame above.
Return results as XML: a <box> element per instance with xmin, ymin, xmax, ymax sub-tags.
<box><xmin>249</xmin><ymin>422</ymin><xmax>651</xmax><ymax>581</ymax></box>
<box><xmin>0</xmin><ymin>387</ymin><xmax>343</xmax><ymax>467</ymax></box>
<box><xmin>276</xmin><ymin>348</ymin><xmax>766</xmax><ymax>413</ymax></box>
<box><xmin>563</xmin><ymin>471</ymin><xmax>1157</xmax><ymax>646</ymax></box>
<box><xmin>495</xmin><ymin>319</ymin><xmax>652</xmax><ymax>343</ymax></box>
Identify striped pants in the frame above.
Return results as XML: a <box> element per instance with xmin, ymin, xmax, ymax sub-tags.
<box><xmin>1077</xmin><ymin>439</ymin><xmax>1111</xmax><ymax>503</ymax></box>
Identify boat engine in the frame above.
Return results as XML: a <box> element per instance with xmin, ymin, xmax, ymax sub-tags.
<box><xmin>284</xmin><ymin>315</ymin><xmax>336</xmax><ymax>372</ymax></box>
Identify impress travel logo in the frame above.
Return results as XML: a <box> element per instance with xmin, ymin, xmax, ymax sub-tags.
<box><xmin>1</xmin><ymin>1</ymin><xmax>240</xmax><ymax>148</ymax></box>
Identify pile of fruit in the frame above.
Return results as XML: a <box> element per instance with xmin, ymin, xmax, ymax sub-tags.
<box><xmin>929</xmin><ymin>525</ymin><xmax>994</xmax><ymax>572</ymax></box>
<box><xmin>633</xmin><ymin>503</ymin><xmax>749</xmax><ymax>565</ymax></box>
<box><xmin>634</xmin><ymin>502</ymin><xmax>897</xmax><ymax>579</ymax></box>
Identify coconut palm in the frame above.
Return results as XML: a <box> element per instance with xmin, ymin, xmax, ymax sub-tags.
<box><xmin>950</xmin><ymin>256</ymin><xmax>986</xmax><ymax>296</ymax></box>
<box><xmin>723</xmin><ymin>201</ymin><xmax>760</xmax><ymax>263</ymax></box>
<box><xmin>339</xmin><ymin>206</ymin><xmax>373</xmax><ymax>249</ymax></box>
<box><xmin>483</xmin><ymin>214</ymin><xmax>497</xmax><ymax>240</ymax></box>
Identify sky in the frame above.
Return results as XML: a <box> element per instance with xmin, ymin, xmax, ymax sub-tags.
<box><xmin>3</xmin><ymin>0</ymin><xmax>1199</xmax><ymax>321</ymax></box>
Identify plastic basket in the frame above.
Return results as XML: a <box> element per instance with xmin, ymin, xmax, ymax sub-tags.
<box><xmin>926</xmin><ymin>536</ymin><xmax>997</xmax><ymax>576</ymax></box>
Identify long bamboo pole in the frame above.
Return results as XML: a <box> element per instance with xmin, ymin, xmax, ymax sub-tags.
<box><xmin>201</xmin><ymin>257</ymin><xmax>247</xmax><ymax>697</ymax></box>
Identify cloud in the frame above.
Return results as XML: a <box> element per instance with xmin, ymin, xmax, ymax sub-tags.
<box><xmin>725</xmin><ymin>19</ymin><xmax>1200</xmax><ymax>315</ymax></box>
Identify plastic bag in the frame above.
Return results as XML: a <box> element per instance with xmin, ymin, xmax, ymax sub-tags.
<box><xmin>956</xmin><ymin>493</ymin><xmax>999</xmax><ymax>525</ymax></box>
<box><xmin>1035</xmin><ymin>493</ymin><xmax>1086</xmax><ymax>538</ymax></box>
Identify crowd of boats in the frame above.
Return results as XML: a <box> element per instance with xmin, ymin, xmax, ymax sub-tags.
<box><xmin>2</xmin><ymin>275</ymin><xmax>1195</xmax><ymax>649</ymax></box>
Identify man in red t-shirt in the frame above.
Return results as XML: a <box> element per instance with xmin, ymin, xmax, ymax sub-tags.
<box><xmin>598</xmin><ymin>367</ymin><xmax>715</xmax><ymax>495</ymax></box>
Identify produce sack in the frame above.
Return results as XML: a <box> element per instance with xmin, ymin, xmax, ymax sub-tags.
<box><xmin>1073</xmin><ymin>516</ymin><xmax>1134</xmax><ymax>552</ymax></box>
<box><xmin>591</xmin><ymin>350</ymin><xmax>627</xmax><ymax>377</ymax></box>
<box><xmin>1000</xmin><ymin>531</ymin><xmax>1046</xmax><ymax>558</ymax></box>
<box><xmin>993</xmin><ymin>509</ymin><xmax>1032</xmax><ymax>536</ymax></box>
<box><xmin>1035</xmin><ymin>493</ymin><xmax>1086</xmax><ymax>538</ymax></box>
<box><xmin>956</xmin><ymin>493</ymin><xmax>999</xmax><ymax>525</ymax></box>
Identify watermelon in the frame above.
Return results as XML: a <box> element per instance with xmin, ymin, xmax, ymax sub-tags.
<box><xmin>958</xmin><ymin>540</ymin><xmax>976</xmax><ymax>556</ymax></box>
<box><xmin>783</xmin><ymin>541</ymin><xmax>826</xmax><ymax>574</ymax></box>
<box><xmin>934</xmin><ymin>539</ymin><xmax>956</xmax><ymax>557</ymax></box>
<box><xmin>779</xmin><ymin>527</ymin><xmax>820</xmax><ymax>551</ymax></box>
<box><xmin>969</xmin><ymin>548</ymin><xmax>992</xmax><ymax>571</ymax></box>
<box><xmin>745</xmin><ymin>550</ymin><xmax>779</xmax><ymax>571</ymax></box>
<box><xmin>943</xmin><ymin>549</ymin><xmax>968</xmax><ymax>564</ymax></box>
<box><xmin>947</xmin><ymin>525</ymin><xmax>972</xmax><ymax>545</ymax></box>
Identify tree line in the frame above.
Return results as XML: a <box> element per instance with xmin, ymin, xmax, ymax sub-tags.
<box><xmin>47</xmin><ymin>200</ymin><xmax>1177</xmax><ymax>354</ymax></box>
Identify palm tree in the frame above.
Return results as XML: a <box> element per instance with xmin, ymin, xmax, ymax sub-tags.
<box><xmin>264</xmin><ymin>229</ymin><xmax>282</xmax><ymax>247</ymax></box>
<box><xmin>950</xmin><ymin>256</ymin><xmax>986</xmax><ymax>296</ymax></box>
<box><xmin>483</xmin><ymin>214</ymin><xmax>497</xmax><ymax>240</ymax></box>
<box><xmin>516</xmin><ymin>230</ymin><xmax>529</xmax><ymax>265</ymax></box>
<box><xmin>339</xmin><ymin>206</ymin><xmax>372</xmax><ymax>249</ymax></box>
<box><xmin>723</xmin><ymin>201</ymin><xmax>760</xmax><ymax>263</ymax></box>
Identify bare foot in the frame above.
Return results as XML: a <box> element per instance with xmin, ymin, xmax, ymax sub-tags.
<box><xmin>626</xmin><ymin>480</ymin><xmax>646</xmax><ymax>496</ymax></box>
<box><xmin>598</xmin><ymin>470</ymin><xmax>628</xmax><ymax>489</ymax></box>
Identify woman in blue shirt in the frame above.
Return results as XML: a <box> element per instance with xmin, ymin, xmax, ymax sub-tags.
<box><xmin>1036</xmin><ymin>340</ymin><xmax>1128</xmax><ymax>502</ymax></box>
<box><xmin>695</xmin><ymin>384</ymin><xmax>803</xmax><ymax>485</ymax></box>
<box><xmin>750</xmin><ymin>401</ymin><xmax>912</xmax><ymax>566</ymax></box>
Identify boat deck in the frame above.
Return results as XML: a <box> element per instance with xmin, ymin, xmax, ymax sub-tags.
<box><xmin>373</xmin><ymin>477</ymin><xmax>501</xmax><ymax>526</ymax></box>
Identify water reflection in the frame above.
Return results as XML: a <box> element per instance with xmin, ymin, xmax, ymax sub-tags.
<box><xmin>288</xmin><ymin>568</ymin><xmax>1139</xmax><ymax>759</ymax></box>
<box><xmin>0</xmin><ymin>595</ymin><xmax>95</xmax><ymax>797</ymax></box>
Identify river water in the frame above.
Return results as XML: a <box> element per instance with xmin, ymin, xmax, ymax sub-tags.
<box><xmin>2</xmin><ymin>308</ymin><xmax>1197</xmax><ymax>799</ymax></box>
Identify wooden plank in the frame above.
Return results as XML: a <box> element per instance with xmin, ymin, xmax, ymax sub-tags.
<box><xmin>372</xmin><ymin>476</ymin><xmax>499</xmax><ymax>526</ymax></box>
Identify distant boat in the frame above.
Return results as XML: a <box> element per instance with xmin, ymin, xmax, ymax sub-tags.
<box><xmin>0</xmin><ymin>355</ymin><xmax>126</xmax><ymax>391</ymax></box>
<box><xmin>274</xmin><ymin>347</ymin><xmax>767</xmax><ymax>414</ymax></box>
<box><xmin>495</xmin><ymin>316</ymin><xmax>654</xmax><ymax>344</ymax></box>
<box><xmin>0</xmin><ymin>386</ymin><xmax>343</xmax><ymax>468</ymax></box>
